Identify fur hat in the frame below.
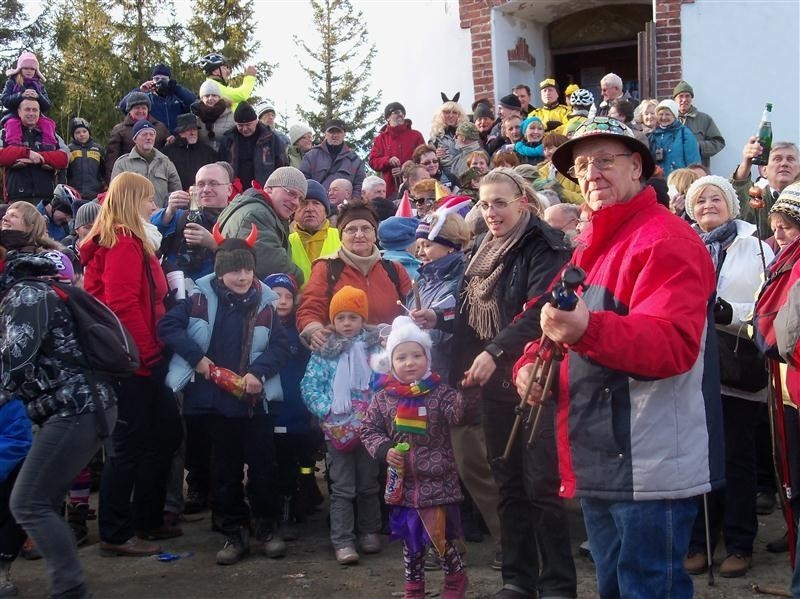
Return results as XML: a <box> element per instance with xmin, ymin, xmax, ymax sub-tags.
<box><xmin>233</xmin><ymin>102</ymin><xmax>257</xmax><ymax>124</ymax></box>
<box><xmin>770</xmin><ymin>182</ymin><xmax>800</xmax><ymax>228</ymax></box>
<box><xmin>131</xmin><ymin>119</ymin><xmax>156</xmax><ymax>140</ymax></box>
<box><xmin>73</xmin><ymin>201</ymin><xmax>101</xmax><ymax>231</ymax></box>
<box><xmin>264</xmin><ymin>273</ymin><xmax>298</xmax><ymax>297</ymax></box>
<box><xmin>456</xmin><ymin>121</ymin><xmax>480</xmax><ymax>141</ymax></box>
<box><xmin>656</xmin><ymin>99</ymin><xmax>680</xmax><ymax>119</ymax></box>
<box><xmin>174</xmin><ymin>113</ymin><xmax>200</xmax><ymax>134</ymax></box>
<box><xmin>6</xmin><ymin>52</ymin><xmax>44</xmax><ymax>82</ymax></box>
<box><xmin>370</xmin><ymin>316</ymin><xmax>432</xmax><ymax>377</ymax></box>
<box><xmin>337</xmin><ymin>202</ymin><xmax>378</xmax><ymax>233</ymax></box>
<box><xmin>329</xmin><ymin>285</ymin><xmax>368</xmax><ymax>322</ymax></box>
<box><xmin>384</xmin><ymin>102</ymin><xmax>406</xmax><ymax>120</ymax></box>
<box><xmin>684</xmin><ymin>175</ymin><xmax>740</xmax><ymax>222</ymax></box>
<box><xmin>289</xmin><ymin>124</ymin><xmax>313</xmax><ymax>145</ymax></box>
<box><xmin>305</xmin><ymin>179</ymin><xmax>330</xmax><ymax>214</ymax></box>
<box><xmin>378</xmin><ymin>216</ymin><xmax>419</xmax><ymax>251</ymax></box>
<box><xmin>70</xmin><ymin>117</ymin><xmax>91</xmax><ymax>138</ymax></box>
<box><xmin>499</xmin><ymin>94</ymin><xmax>522</xmax><ymax>111</ymax></box>
<box><xmin>265</xmin><ymin>167</ymin><xmax>308</xmax><ymax>197</ymax></box>
<box><xmin>672</xmin><ymin>80</ymin><xmax>694</xmax><ymax>98</ymax></box>
<box><xmin>152</xmin><ymin>64</ymin><xmax>172</xmax><ymax>78</ymax></box>
<box><xmin>199</xmin><ymin>80</ymin><xmax>222</xmax><ymax>97</ymax></box>
<box><xmin>125</xmin><ymin>92</ymin><xmax>151</xmax><ymax>112</ymax></box>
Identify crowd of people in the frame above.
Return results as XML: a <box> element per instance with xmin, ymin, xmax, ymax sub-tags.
<box><xmin>0</xmin><ymin>47</ymin><xmax>799</xmax><ymax>599</ymax></box>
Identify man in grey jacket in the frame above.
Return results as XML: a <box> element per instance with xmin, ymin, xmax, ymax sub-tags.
<box><xmin>300</xmin><ymin>119</ymin><xmax>365</xmax><ymax>198</ymax></box>
<box><xmin>673</xmin><ymin>81</ymin><xmax>725</xmax><ymax>169</ymax></box>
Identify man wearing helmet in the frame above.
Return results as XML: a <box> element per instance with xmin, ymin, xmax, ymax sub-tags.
<box><xmin>38</xmin><ymin>184</ymin><xmax>78</xmax><ymax>241</ymax></box>
<box><xmin>199</xmin><ymin>53</ymin><xmax>257</xmax><ymax>110</ymax></box>
<box><xmin>556</xmin><ymin>89</ymin><xmax>595</xmax><ymax>137</ymax></box>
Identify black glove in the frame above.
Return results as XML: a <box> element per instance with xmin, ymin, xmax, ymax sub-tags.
<box><xmin>714</xmin><ymin>298</ymin><xmax>733</xmax><ymax>325</ymax></box>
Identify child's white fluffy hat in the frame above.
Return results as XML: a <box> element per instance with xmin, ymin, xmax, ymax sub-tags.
<box><xmin>371</xmin><ymin>316</ymin><xmax>433</xmax><ymax>375</ymax></box>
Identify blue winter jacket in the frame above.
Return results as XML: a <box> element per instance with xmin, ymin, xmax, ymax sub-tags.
<box><xmin>118</xmin><ymin>83</ymin><xmax>196</xmax><ymax>134</ymax></box>
<box><xmin>647</xmin><ymin>120</ymin><xmax>701</xmax><ymax>177</ymax></box>
<box><xmin>159</xmin><ymin>275</ymin><xmax>289</xmax><ymax>417</ymax></box>
<box><xmin>0</xmin><ymin>400</ymin><xmax>31</xmax><ymax>484</ymax></box>
<box><xmin>275</xmin><ymin>313</ymin><xmax>312</xmax><ymax>434</ymax></box>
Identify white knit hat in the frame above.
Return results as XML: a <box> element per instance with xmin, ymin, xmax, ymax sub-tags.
<box><xmin>199</xmin><ymin>79</ymin><xmax>222</xmax><ymax>97</ymax></box>
<box><xmin>289</xmin><ymin>124</ymin><xmax>313</xmax><ymax>145</ymax></box>
<box><xmin>656</xmin><ymin>99</ymin><xmax>680</xmax><ymax>119</ymax></box>
<box><xmin>370</xmin><ymin>316</ymin><xmax>432</xmax><ymax>378</ymax></box>
<box><xmin>685</xmin><ymin>175</ymin><xmax>740</xmax><ymax>221</ymax></box>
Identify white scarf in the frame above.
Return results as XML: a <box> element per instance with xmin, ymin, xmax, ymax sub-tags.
<box><xmin>331</xmin><ymin>340</ymin><xmax>371</xmax><ymax>414</ymax></box>
<box><xmin>142</xmin><ymin>220</ymin><xmax>163</xmax><ymax>253</ymax></box>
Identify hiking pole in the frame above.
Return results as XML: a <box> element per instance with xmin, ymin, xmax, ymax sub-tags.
<box><xmin>703</xmin><ymin>493</ymin><xmax>714</xmax><ymax>586</ymax></box>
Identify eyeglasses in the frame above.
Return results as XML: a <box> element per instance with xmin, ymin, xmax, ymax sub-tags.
<box><xmin>195</xmin><ymin>181</ymin><xmax>229</xmax><ymax>189</ymax></box>
<box><xmin>281</xmin><ymin>187</ymin><xmax>304</xmax><ymax>201</ymax></box>
<box><xmin>420</xmin><ymin>160</ymin><xmax>438</xmax><ymax>166</ymax></box>
<box><xmin>413</xmin><ymin>197</ymin><xmax>435</xmax><ymax>206</ymax></box>
<box><xmin>476</xmin><ymin>197</ymin><xmax>522</xmax><ymax>211</ymax></box>
<box><xmin>342</xmin><ymin>225</ymin><xmax>375</xmax><ymax>236</ymax></box>
<box><xmin>568</xmin><ymin>153</ymin><xmax>633</xmax><ymax>179</ymax></box>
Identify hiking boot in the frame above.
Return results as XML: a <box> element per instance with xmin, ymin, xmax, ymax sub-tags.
<box><xmin>335</xmin><ymin>545</ymin><xmax>359</xmax><ymax>565</ymax></box>
<box><xmin>767</xmin><ymin>532</ymin><xmax>789</xmax><ymax>553</ymax></box>
<box><xmin>719</xmin><ymin>553</ymin><xmax>751</xmax><ymax>578</ymax></box>
<box><xmin>756</xmin><ymin>491</ymin><xmax>776</xmax><ymax>515</ymax></box>
<box><xmin>67</xmin><ymin>503</ymin><xmax>90</xmax><ymax>547</ymax></box>
<box><xmin>403</xmin><ymin>580</ymin><xmax>425</xmax><ymax>599</ymax></box>
<box><xmin>684</xmin><ymin>551</ymin><xmax>708</xmax><ymax>575</ymax></box>
<box><xmin>262</xmin><ymin>533</ymin><xmax>286</xmax><ymax>558</ymax></box>
<box><xmin>183</xmin><ymin>488</ymin><xmax>208</xmax><ymax>515</ymax></box>
<box><xmin>99</xmin><ymin>537</ymin><xmax>161</xmax><ymax>557</ymax></box>
<box><xmin>359</xmin><ymin>533</ymin><xmax>381</xmax><ymax>554</ymax></box>
<box><xmin>0</xmin><ymin>562</ymin><xmax>17</xmax><ymax>598</ymax></box>
<box><xmin>20</xmin><ymin>538</ymin><xmax>40</xmax><ymax>561</ymax></box>
<box><xmin>216</xmin><ymin>528</ymin><xmax>249</xmax><ymax>566</ymax></box>
<box><xmin>441</xmin><ymin>570</ymin><xmax>468</xmax><ymax>599</ymax></box>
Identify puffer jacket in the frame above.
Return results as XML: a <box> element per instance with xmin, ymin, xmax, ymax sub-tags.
<box><xmin>300</xmin><ymin>142</ymin><xmax>365</xmax><ymax>197</ymax></box>
<box><xmin>368</xmin><ymin>120</ymin><xmax>425</xmax><ymax>197</ymax></box>
<box><xmin>110</xmin><ymin>146</ymin><xmax>182</xmax><ymax>207</ymax></box>
<box><xmin>362</xmin><ymin>380</ymin><xmax>474</xmax><ymax>508</ymax></box>
<box><xmin>67</xmin><ymin>139</ymin><xmax>105</xmax><ymax>200</ymax></box>
<box><xmin>648</xmin><ymin>120</ymin><xmax>701</xmax><ymax>177</ymax></box>
<box><xmin>0</xmin><ymin>128</ymin><xmax>69</xmax><ymax>203</ymax></box>
<box><xmin>104</xmin><ymin>114</ymin><xmax>170</xmax><ymax>181</ymax></box>
<box><xmin>118</xmin><ymin>84</ymin><xmax>196</xmax><ymax>134</ymax></box>
<box><xmin>0</xmin><ymin>253</ymin><xmax>115</xmax><ymax>424</ymax></box>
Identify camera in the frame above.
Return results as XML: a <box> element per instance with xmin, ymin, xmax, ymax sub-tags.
<box><xmin>153</xmin><ymin>78</ymin><xmax>170</xmax><ymax>94</ymax></box>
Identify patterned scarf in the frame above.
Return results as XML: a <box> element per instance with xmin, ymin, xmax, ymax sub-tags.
<box><xmin>371</xmin><ymin>372</ymin><xmax>441</xmax><ymax>436</ymax></box>
<box><xmin>462</xmin><ymin>210</ymin><xmax>530</xmax><ymax>340</ymax></box>
<box><xmin>696</xmin><ymin>219</ymin><xmax>738</xmax><ymax>274</ymax></box>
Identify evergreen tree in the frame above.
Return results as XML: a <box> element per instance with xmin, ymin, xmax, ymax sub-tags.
<box><xmin>114</xmin><ymin>0</ymin><xmax>164</xmax><ymax>84</ymax></box>
<box><xmin>0</xmin><ymin>0</ymin><xmax>25</xmax><ymax>64</ymax></box>
<box><xmin>294</xmin><ymin>0</ymin><xmax>381</xmax><ymax>153</ymax></box>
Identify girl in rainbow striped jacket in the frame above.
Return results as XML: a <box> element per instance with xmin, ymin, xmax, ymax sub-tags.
<box><xmin>361</xmin><ymin>316</ymin><xmax>476</xmax><ymax>599</ymax></box>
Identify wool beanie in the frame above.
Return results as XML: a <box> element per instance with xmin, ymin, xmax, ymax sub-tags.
<box><xmin>131</xmin><ymin>119</ymin><xmax>156</xmax><ymax>140</ymax></box>
<box><xmin>199</xmin><ymin>79</ymin><xmax>222</xmax><ymax>97</ymax></box>
<box><xmin>70</xmin><ymin>117</ymin><xmax>91</xmax><ymax>138</ymax></box>
<box><xmin>126</xmin><ymin>92</ymin><xmax>151</xmax><ymax>112</ymax></box>
<box><xmin>656</xmin><ymin>99</ymin><xmax>680</xmax><ymax>119</ymax></box>
<box><xmin>265</xmin><ymin>167</ymin><xmax>308</xmax><ymax>197</ymax></box>
<box><xmin>289</xmin><ymin>124</ymin><xmax>313</xmax><ymax>145</ymax></box>
<box><xmin>214</xmin><ymin>238</ymin><xmax>256</xmax><ymax>277</ymax></box>
<box><xmin>770</xmin><ymin>182</ymin><xmax>800</xmax><ymax>228</ymax></box>
<box><xmin>337</xmin><ymin>202</ymin><xmax>378</xmax><ymax>233</ymax></box>
<box><xmin>672</xmin><ymin>80</ymin><xmax>694</xmax><ymax>98</ymax></box>
<box><xmin>499</xmin><ymin>94</ymin><xmax>522</xmax><ymax>111</ymax></box>
<box><xmin>152</xmin><ymin>64</ymin><xmax>172</xmax><ymax>78</ymax></box>
<box><xmin>521</xmin><ymin>116</ymin><xmax>544</xmax><ymax>136</ymax></box>
<box><xmin>378</xmin><ymin>216</ymin><xmax>420</xmax><ymax>251</ymax></box>
<box><xmin>416</xmin><ymin>212</ymin><xmax>469</xmax><ymax>250</ymax></box>
<box><xmin>564</xmin><ymin>83</ymin><xmax>580</xmax><ymax>98</ymax></box>
<box><xmin>384</xmin><ymin>102</ymin><xmax>406</xmax><ymax>120</ymax></box>
<box><xmin>370</xmin><ymin>316</ymin><xmax>432</xmax><ymax>376</ymax></box>
<box><xmin>264</xmin><ymin>273</ymin><xmax>298</xmax><ymax>297</ymax></box>
<box><xmin>329</xmin><ymin>285</ymin><xmax>368</xmax><ymax>322</ymax></box>
<box><xmin>473</xmin><ymin>103</ymin><xmax>493</xmax><ymax>120</ymax></box>
<box><xmin>456</xmin><ymin>121</ymin><xmax>480</xmax><ymax>141</ymax></box>
<box><xmin>73</xmin><ymin>201</ymin><xmax>101</xmax><ymax>231</ymax></box>
<box><xmin>305</xmin><ymin>179</ymin><xmax>330</xmax><ymax>214</ymax></box>
<box><xmin>234</xmin><ymin>102</ymin><xmax>258</xmax><ymax>124</ymax></box>
<box><xmin>684</xmin><ymin>175</ymin><xmax>741</xmax><ymax>221</ymax></box>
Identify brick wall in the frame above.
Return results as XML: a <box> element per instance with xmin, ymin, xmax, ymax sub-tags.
<box><xmin>459</xmin><ymin>0</ymin><xmax>509</xmax><ymax>100</ymax></box>
<box><xmin>654</xmin><ymin>0</ymin><xmax>694</xmax><ymax>98</ymax></box>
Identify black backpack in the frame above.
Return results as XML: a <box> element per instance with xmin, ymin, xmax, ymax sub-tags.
<box><xmin>325</xmin><ymin>257</ymin><xmax>404</xmax><ymax>301</ymax></box>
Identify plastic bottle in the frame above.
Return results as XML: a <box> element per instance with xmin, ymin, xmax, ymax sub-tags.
<box><xmin>384</xmin><ymin>442</ymin><xmax>410</xmax><ymax>505</ymax></box>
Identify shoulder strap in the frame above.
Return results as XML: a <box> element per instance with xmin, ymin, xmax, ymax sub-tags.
<box><xmin>326</xmin><ymin>258</ymin><xmax>345</xmax><ymax>299</ymax></box>
<box><xmin>380</xmin><ymin>259</ymin><xmax>404</xmax><ymax>300</ymax></box>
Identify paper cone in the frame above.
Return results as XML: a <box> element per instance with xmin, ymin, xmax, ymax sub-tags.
<box><xmin>434</xmin><ymin>181</ymin><xmax>449</xmax><ymax>204</ymax></box>
<box><xmin>395</xmin><ymin>190</ymin><xmax>413</xmax><ymax>217</ymax></box>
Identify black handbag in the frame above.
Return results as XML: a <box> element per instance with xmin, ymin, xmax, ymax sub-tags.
<box><xmin>717</xmin><ymin>330</ymin><xmax>768</xmax><ymax>392</ymax></box>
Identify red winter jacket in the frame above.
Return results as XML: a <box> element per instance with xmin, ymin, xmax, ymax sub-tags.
<box><xmin>80</xmin><ymin>231</ymin><xmax>168</xmax><ymax>375</ymax></box>
<box><xmin>368</xmin><ymin>120</ymin><xmax>425</xmax><ymax>197</ymax></box>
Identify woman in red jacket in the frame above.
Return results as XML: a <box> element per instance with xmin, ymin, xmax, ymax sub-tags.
<box><xmin>80</xmin><ymin>172</ymin><xmax>183</xmax><ymax>556</ymax></box>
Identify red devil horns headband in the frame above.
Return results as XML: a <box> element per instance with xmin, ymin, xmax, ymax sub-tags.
<box><xmin>212</xmin><ymin>222</ymin><xmax>258</xmax><ymax>248</ymax></box>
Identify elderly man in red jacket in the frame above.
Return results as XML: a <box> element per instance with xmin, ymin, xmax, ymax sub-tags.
<box><xmin>368</xmin><ymin>102</ymin><xmax>425</xmax><ymax>198</ymax></box>
<box><xmin>0</xmin><ymin>98</ymin><xmax>69</xmax><ymax>204</ymax></box>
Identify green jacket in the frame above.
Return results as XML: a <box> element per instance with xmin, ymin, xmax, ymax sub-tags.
<box><xmin>287</xmin><ymin>145</ymin><xmax>303</xmax><ymax>169</ymax></box>
<box><xmin>216</xmin><ymin>188</ymin><xmax>305</xmax><ymax>284</ymax></box>
<box><xmin>732</xmin><ymin>174</ymin><xmax>776</xmax><ymax>239</ymax></box>
<box><xmin>110</xmin><ymin>146</ymin><xmax>182</xmax><ymax>208</ymax></box>
<box><xmin>679</xmin><ymin>104</ymin><xmax>725</xmax><ymax>167</ymax></box>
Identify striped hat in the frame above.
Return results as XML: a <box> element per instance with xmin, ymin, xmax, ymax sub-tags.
<box><xmin>770</xmin><ymin>182</ymin><xmax>800</xmax><ymax>227</ymax></box>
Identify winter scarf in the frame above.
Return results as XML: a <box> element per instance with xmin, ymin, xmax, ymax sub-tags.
<box><xmin>192</xmin><ymin>100</ymin><xmax>227</xmax><ymax>141</ymax></box>
<box><xmin>696</xmin><ymin>219</ymin><xmax>737</xmax><ymax>274</ymax></box>
<box><xmin>339</xmin><ymin>245</ymin><xmax>381</xmax><ymax>276</ymax></box>
<box><xmin>371</xmin><ymin>372</ymin><xmax>441</xmax><ymax>435</ymax></box>
<box><xmin>462</xmin><ymin>210</ymin><xmax>530</xmax><ymax>340</ymax></box>
<box><xmin>514</xmin><ymin>139</ymin><xmax>544</xmax><ymax>160</ymax></box>
<box><xmin>332</xmin><ymin>339</ymin><xmax>371</xmax><ymax>414</ymax></box>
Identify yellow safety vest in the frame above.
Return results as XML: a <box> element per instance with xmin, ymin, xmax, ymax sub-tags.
<box><xmin>289</xmin><ymin>227</ymin><xmax>342</xmax><ymax>286</ymax></box>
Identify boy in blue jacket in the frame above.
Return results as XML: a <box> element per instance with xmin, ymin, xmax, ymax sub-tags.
<box><xmin>159</xmin><ymin>230</ymin><xmax>289</xmax><ymax>566</ymax></box>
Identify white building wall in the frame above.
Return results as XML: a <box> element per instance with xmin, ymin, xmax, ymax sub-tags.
<box><xmin>680</xmin><ymin>0</ymin><xmax>800</xmax><ymax>177</ymax></box>
<box><xmin>490</xmin><ymin>10</ymin><xmax>550</xmax><ymax>108</ymax></box>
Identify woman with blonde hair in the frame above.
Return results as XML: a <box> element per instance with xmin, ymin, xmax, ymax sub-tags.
<box><xmin>634</xmin><ymin>98</ymin><xmax>659</xmax><ymax>134</ymax></box>
<box><xmin>1</xmin><ymin>201</ymin><xmax>62</xmax><ymax>253</ymax></box>
<box><xmin>80</xmin><ymin>171</ymin><xmax>183</xmax><ymax>557</ymax></box>
<box><xmin>666</xmin><ymin>167</ymin><xmax>700</xmax><ymax>217</ymax></box>
<box><xmin>429</xmin><ymin>101</ymin><xmax>468</xmax><ymax>178</ymax></box>
<box><xmin>411</xmin><ymin>167</ymin><xmax>577</xmax><ymax>598</ymax></box>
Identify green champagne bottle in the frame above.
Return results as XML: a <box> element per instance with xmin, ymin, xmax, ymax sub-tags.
<box><xmin>752</xmin><ymin>103</ymin><xmax>773</xmax><ymax>166</ymax></box>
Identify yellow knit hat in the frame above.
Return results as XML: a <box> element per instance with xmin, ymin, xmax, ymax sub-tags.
<box><xmin>329</xmin><ymin>285</ymin><xmax>369</xmax><ymax>322</ymax></box>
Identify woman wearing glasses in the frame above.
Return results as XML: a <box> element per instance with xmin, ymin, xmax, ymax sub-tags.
<box><xmin>412</xmin><ymin>144</ymin><xmax>454</xmax><ymax>190</ymax></box>
<box><xmin>297</xmin><ymin>202</ymin><xmax>412</xmax><ymax>351</ymax></box>
<box><xmin>411</xmin><ymin>168</ymin><xmax>577</xmax><ymax>599</ymax></box>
